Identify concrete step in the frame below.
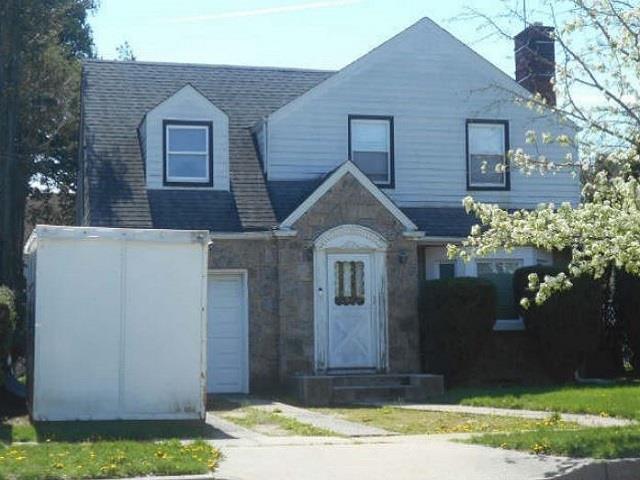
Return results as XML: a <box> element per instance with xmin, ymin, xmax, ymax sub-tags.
<box><xmin>332</xmin><ymin>385</ymin><xmax>411</xmax><ymax>404</ymax></box>
<box><xmin>331</xmin><ymin>374</ymin><xmax>412</xmax><ymax>388</ymax></box>
<box><xmin>292</xmin><ymin>373</ymin><xmax>445</xmax><ymax>406</ymax></box>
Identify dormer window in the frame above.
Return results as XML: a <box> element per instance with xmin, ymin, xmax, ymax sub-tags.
<box><xmin>349</xmin><ymin>115</ymin><xmax>394</xmax><ymax>187</ymax></box>
<box><xmin>466</xmin><ymin>119</ymin><xmax>509</xmax><ymax>190</ymax></box>
<box><xmin>163</xmin><ymin>120</ymin><xmax>213</xmax><ymax>186</ymax></box>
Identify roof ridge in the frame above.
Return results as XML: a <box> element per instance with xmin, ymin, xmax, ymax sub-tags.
<box><xmin>83</xmin><ymin>59</ymin><xmax>337</xmax><ymax>74</ymax></box>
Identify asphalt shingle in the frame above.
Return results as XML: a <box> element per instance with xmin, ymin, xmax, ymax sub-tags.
<box><xmin>82</xmin><ymin>60</ymin><xmax>333</xmax><ymax>231</ymax></box>
<box><xmin>267</xmin><ymin>179</ymin><xmax>478</xmax><ymax>238</ymax></box>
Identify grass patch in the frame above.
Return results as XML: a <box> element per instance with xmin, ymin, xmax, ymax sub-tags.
<box><xmin>220</xmin><ymin>407</ymin><xmax>337</xmax><ymax>436</ymax></box>
<box><xmin>434</xmin><ymin>383</ymin><xmax>640</xmax><ymax>420</ymax></box>
<box><xmin>469</xmin><ymin>425</ymin><xmax>640</xmax><ymax>459</ymax></box>
<box><xmin>1</xmin><ymin>416</ymin><xmax>223</xmax><ymax>443</ymax></box>
<box><xmin>0</xmin><ymin>439</ymin><xmax>221</xmax><ymax>479</ymax></box>
<box><xmin>314</xmin><ymin>406</ymin><xmax>577</xmax><ymax>435</ymax></box>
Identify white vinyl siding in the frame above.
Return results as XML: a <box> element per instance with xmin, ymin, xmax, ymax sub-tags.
<box><xmin>350</xmin><ymin>118</ymin><xmax>391</xmax><ymax>185</ymax></box>
<box><xmin>266</xmin><ymin>18</ymin><xmax>580</xmax><ymax>209</ymax></box>
<box><xmin>165</xmin><ymin>124</ymin><xmax>210</xmax><ymax>184</ymax></box>
<box><xmin>467</xmin><ymin>122</ymin><xmax>507</xmax><ymax>188</ymax></box>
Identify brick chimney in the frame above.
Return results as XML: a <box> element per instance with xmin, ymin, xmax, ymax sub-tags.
<box><xmin>514</xmin><ymin>23</ymin><xmax>556</xmax><ymax>106</ymax></box>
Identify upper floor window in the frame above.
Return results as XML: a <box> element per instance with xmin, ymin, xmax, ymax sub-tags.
<box><xmin>349</xmin><ymin>116</ymin><xmax>394</xmax><ymax>187</ymax></box>
<box><xmin>163</xmin><ymin>121</ymin><xmax>213</xmax><ymax>186</ymax></box>
<box><xmin>466</xmin><ymin>120</ymin><xmax>509</xmax><ymax>190</ymax></box>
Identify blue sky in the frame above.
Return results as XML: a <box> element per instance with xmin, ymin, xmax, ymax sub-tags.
<box><xmin>90</xmin><ymin>0</ymin><xmax>546</xmax><ymax>76</ymax></box>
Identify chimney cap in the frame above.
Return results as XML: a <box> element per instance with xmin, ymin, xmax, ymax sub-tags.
<box><xmin>514</xmin><ymin>23</ymin><xmax>554</xmax><ymax>40</ymax></box>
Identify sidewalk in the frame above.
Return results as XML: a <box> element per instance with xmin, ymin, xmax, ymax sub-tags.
<box><xmin>212</xmin><ymin>435</ymin><xmax>585</xmax><ymax>480</ymax></box>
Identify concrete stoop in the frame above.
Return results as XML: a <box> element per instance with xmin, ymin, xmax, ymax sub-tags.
<box><xmin>291</xmin><ymin>373</ymin><xmax>444</xmax><ymax>406</ymax></box>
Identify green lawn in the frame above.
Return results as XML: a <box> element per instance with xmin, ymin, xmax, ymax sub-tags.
<box><xmin>435</xmin><ymin>383</ymin><xmax>640</xmax><ymax>420</ymax></box>
<box><xmin>0</xmin><ymin>416</ymin><xmax>223</xmax><ymax>479</ymax></box>
<box><xmin>434</xmin><ymin>383</ymin><xmax>640</xmax><ymax>458</ymax></box>
<box><xmin>470</xmin><ymin>426</ymin><xmax>640</xmax><ymax>459</ymax></box>
<box><xmin>314</xmin><ymin>406</ymin><xmax>578</xmax><ymax>435</ymax></box>
<box><xmin>0</xmin><ymin>440</ymin><xmax>221</xmax><ymax>480</ymax></box>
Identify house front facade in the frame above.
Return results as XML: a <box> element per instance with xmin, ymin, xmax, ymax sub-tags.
<box><xmin>78</xmin><ymin>18</ymin><xmax>580</xmax><ymax>399</ymax></box>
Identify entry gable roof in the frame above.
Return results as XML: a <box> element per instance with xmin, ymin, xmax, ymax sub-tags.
<box><xmin>279</xmin><ymin>161</ymin><xmax>418</xmax><ymax>231</ymax></box>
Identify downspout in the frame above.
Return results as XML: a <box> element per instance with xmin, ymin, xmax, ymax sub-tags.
<box><xmin>264</xmin><ymin>117</ymin><xmax>270</xmax><ymax>179</ymax></box>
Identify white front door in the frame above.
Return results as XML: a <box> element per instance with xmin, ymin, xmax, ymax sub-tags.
<box><xmin>327</xmin><ymin>253</ymin><xmax>377</xmax><ymax>369</ymax></box>
<box><xmin>207</xmin><ymin>272</ymin><xmax>248</xmax><ymax>393</ymax></box>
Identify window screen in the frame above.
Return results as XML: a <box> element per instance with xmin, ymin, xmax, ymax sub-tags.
<box><xmin>350</xmin><ymin>118</ymin><xmax>392</xmax><ymax>185</ymax></box>
<box><xmin>165</xmin><ymin>124</ymin><xmax>211</xmax><ymax>183</ymax></box>
<box><xmin>467</xmin><ymin>122</ymin><xmax>507</xmax><ymax>188</ymax></box>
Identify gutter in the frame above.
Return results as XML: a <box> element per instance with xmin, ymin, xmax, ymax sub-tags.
<box><xmin>209</xmin><ymin>229</ymin><xmax>297</xmax><ymax>241</ymax></box>
<box><xmin>209</xmin><ymin>229</ymin><xmax>466</xmax><ymax>243</ymax></box>
<box><xmin>403</xmin><ymin>232</ymin><xmax>465</xmax><ymax>244</ymax></box>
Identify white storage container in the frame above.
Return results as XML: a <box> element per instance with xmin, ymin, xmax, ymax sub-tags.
<box><xmin>24</xmin><ymin>225</ymin><xmax>209</xmax><ymax>421</ymax></box>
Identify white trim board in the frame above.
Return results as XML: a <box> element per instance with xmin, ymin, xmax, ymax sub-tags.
<box><xmin>280</xmin><ymin>161</ymin><xmax>418</xmax><ymax>231</ymax></box>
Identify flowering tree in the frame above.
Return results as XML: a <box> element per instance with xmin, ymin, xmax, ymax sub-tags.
<box><xmin>448</xmin><ymin>0</ymin><xmax>640</xmax><ymax>359</ymax></box>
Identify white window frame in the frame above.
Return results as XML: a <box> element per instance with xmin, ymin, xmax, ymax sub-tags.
<box><xmin>165</xmin><ymin>123</ymin><xmax>211</xmax><ymax>184</ymax></box>
<box><xmin>466</xmin><ymin>120</ymin><xmax>508</xmax><ymax>190</ymax></box>
<box><xmin>349</xmin><ymin>117</ymin><xmax>393</xmax><ymax>187</ymax></box>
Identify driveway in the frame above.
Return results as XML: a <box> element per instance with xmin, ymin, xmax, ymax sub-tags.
<box><xmin>212</xmin><ymin>435</ymin><xmax>582</xmax><ymax>480</ymax></box>
<box><xmin>206</xmin><ymin>400</ymin><xmax>587</xmax><ymax>480</ymax></box>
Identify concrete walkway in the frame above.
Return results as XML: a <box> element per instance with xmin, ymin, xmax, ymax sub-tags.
<box><xmin>374</xmin><ymin>403</ymin><xmax>635</xmax><ymax>427</ymax></box>
<box><xmin>205</xmin><ymin>398</ymin><xmax>638</xmax><ymax>479</ymax></box>
<box><xmin>212</xmin><ymin>435</ymin><xmax>585</xmax><ymax>480</ymax></box>
<box><xmin>254</xmin><ymin>400</ymin><xmax>392</xmax><ymax>437</ymax></box>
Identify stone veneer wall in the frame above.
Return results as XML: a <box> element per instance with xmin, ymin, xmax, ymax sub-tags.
<box><xmin>208</xmin><ymin>239</ymin><xmax>280</xmax><ymax>391</ymax></box>
<box><xmin>208</xmin><ymin>172</ymin><xmax>422</xmax><ymax>390</ymax></box>
<box><xmin>281</xmin><ymin>173</ymin><xmax>421</xmax><ymax>377</ymax></box>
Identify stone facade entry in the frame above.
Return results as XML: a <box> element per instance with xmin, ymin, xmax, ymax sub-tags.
<box><xmin>313</xmin><ymin>225</ymin><xmax>389</xmax><ymax>373</ymax></box>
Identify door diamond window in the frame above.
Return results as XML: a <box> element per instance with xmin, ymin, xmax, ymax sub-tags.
<box><xmin>334</xmin><ymin>261</ymin><xmax>365</xmax><ymax>306</ymax></box>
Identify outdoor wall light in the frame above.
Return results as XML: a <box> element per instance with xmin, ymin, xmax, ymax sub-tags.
<box><xmin>398</xmin><ymin>250</ymin><xmax>408</xmax><ymax>264</ymax></box>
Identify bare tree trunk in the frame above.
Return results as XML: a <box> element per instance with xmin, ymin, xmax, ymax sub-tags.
<box><xmin>0</xmin><ymin>0</ymin><xmax>23</xmax><ymax>290</ymax></box>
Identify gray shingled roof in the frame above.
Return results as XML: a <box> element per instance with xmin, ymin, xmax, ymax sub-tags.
<box><xmin>82</xmin><ymin>60</ymin><xmax>333</xmax><ymax>231</ymax></box>
<box><xmin>402</xmin><ymin>207</ymin><xmax>478</xmax><ymax>238</ymax></box>
<box><xmin>267</xmin><ymin>179</ymin><xmax>477</xmax><ymax>238</ymax></box>
<box><xmin>267</xmin><ymin>179</ymin><xmax>325</xmax><ymax>222</ymax></box>
<box><xmin>147</xmin><ymin>190</ymin><xmax>242</xmax><ymax>232</ymax></box>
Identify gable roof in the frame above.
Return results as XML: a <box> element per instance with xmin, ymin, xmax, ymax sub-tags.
<box><xmin>268</xmin><ymin>17</ymin><xmax>534</xmax><ymax>124</ymax></box>
<box><xmin>268</xmin><ymin>178</ymin><xmax>477</xmax><ymax>238</ymax></box>
<box><xmin>81</xmin><ymin>60</ymin><xmax>334</xmax><ymax>230</ymax></box>
<box><xmin>279</xmin><ymin>161</ymin><xmax>418</xmax><ymax>231</ymax></box>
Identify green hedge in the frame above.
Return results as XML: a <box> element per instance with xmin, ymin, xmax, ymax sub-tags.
<box><xmin>0</xmin><ymin>286</ymin><xmax>16</xmax><ymax>365</ymax></box>
<box><xmin>615</xmin><ymin>271</ymin><xmax>640</xmax><ymax>373</ymax></box>
<box><xmin>513</xmin><ymin>266</ymin><xmax>601</xmax><ymax>381</ymax></box>
<box><xmin>420</xmin><ymin>277</ymin><xmax>496</xmax><ymax>383</ymax></box>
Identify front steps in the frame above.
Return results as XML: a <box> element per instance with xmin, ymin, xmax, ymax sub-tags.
<box><xmin>291</xmin><ymin>373</ymin><xmax>444</xmax><ymax>406</ymax></box>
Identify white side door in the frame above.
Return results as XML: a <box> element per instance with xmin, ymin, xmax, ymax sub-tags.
<box><xmin>207</xmin><ymin>272</ymin><xmax>248</xmax><ymax>393</ymax></box>
<box><xmin>327</xmin><ymin>253</ymin><xmax>376</xmax><ymax>369</ymax></box>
